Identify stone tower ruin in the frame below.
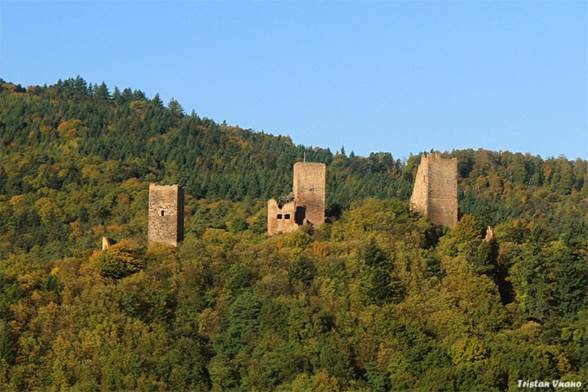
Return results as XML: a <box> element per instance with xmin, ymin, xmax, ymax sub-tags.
<box><xmin>293</xmin><ymin>162</ymin><xmax>326</xmax><ymax>226</ymax></box>
<box><xmin>267</xmin><ymin>198</ymin><xmax>299</xmax><ymax>235</ymax></box>
<box><xmin>410</xmin><ymin>153</ymin><xmax>458</xmax><ymax>228</ymax></box>
<box><xmin>268</xmin><ymin>162</ymin><xmax>326</xmax><ymax>235</ymax></box>
<box><xmin>148</xmin><ymin>184</ymin><xmax>185</xmax><ymax>247</ymax></box>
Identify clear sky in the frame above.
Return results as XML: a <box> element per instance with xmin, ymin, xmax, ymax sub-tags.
<box><xmin>1</xmin><ymin>1</ymin><xmax>587</xmax><ymax>159</ymax></box>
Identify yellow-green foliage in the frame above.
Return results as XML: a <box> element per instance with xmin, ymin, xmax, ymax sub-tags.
<box><xmin>95</xmin><ymin>241</ymin><xmax>146</xmax><ymax>280</ymax></box>
<box><xmin>0</xmin><ymin>198</ymin><xmax>586</xmax><ymax>390</ymax></box>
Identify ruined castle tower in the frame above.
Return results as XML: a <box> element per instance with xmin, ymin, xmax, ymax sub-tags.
<box><xmin>293</xmin><ymin>162</ymin><xmax>326</xmax><ymax>226</ymax></box>
<box><xmin>267</xmin><ymin>162</ymin><xmax>326</xmax><ymax>235</ymax></box>
<box><xmin>267</xmin><ymin>198</ymin><xmax>299</xmax><ymax>235</ymax></box>
<box><xmin>410</xmin><ymin>153</ymin><xmax>458</xmax><ymax>228</ymax></box>
<box><xmin>148</xmin><ymin>184</ymin><xmax>185</xmax><ymax>247</ymax></box>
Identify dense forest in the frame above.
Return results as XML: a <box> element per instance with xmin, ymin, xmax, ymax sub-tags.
<box><xmin>0</xmin><ymin>78</ymin><xmax>586</xmax><ymax>391</ymax></box>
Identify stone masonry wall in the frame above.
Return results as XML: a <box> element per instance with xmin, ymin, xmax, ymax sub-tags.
<box><xmin>410</xmin><ymin>157</ymin><xmax>429</xmax><ymax>218</ymax></box>
<box><xmin>427</xmin><ymin>156</ymin><xmax>458</xmax><ymax>228</ymax></box>
<box><xmin>148</xmin><ymin>184</ymin><xmax>184</xmax><ymax>247</ymax></box>
<box><xmin>410</xmin><ymin>154</ymin><xmax>458</xmax><ymax>228</ymax></box>
<box><xmin>267</xmin><ymin>162</ymin><xmax>326</xmax><ymax>235</ymax></box>
<box><xmin>267</xmin><ymin>199</ymin><xmax>299</xmax><ymax>235</ymax></box>
<box><xmin>293</xmin><ymin>162</ymin><xmax>326</xmax><ymax>226</ymax></box>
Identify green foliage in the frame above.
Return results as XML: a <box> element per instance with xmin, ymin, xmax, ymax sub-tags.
<box><xmin>288</xmin><ymin>258</ymin><xmax>317</xmax><ymax>287</ymax></box>
<box><xmin>510</xmin><ymin>241</ymin><xmax>588</xmax><ymax>320</ymax></box>
<box><xmin>361</xmin><ymin>238</ymin><xmax>388</xmax><ymax>268</ymax></box>
<box><xmin>97</xmin><ymin>246</ymin><xmax>146</xmax><ymax>280</ymax></box>
<box><xmin>360</xmin><ymin>239</ymin><xmax>404</xmax><ymax>305</ymax></box>
<box><xmin>0</xmin><ymin>320</ymin><xmax>14</xmax><ymax>364</ymax></box>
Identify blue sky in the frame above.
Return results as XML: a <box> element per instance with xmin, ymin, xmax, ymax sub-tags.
<box><xmin>1</xmin><ymin>1</ymin><xmax>586</xmax><ymax>159</ymax></box>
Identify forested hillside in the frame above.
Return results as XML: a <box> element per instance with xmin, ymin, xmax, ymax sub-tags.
<box><xmin>0</xmin><ymin>78</ymin><xmax>587</xmax><ymax>391</ymax></box>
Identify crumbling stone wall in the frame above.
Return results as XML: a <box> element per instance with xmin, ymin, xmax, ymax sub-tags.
<box><xmin>293</xmin><ymin>162</ymin><xmax>326</xmax><ymax>226</ymax></box>
<box><xmin>411</xmin><ymin>159</ymin><xmax>430</xmax><ymax>217</ymax></box>
<box><xmin>267</xmin><ymin>199</ymin><xmax>299</xmax><ymax>235</ymax></box>
<box><xmin>410</xmin><ymin>153</ymin><xmax>458</xmax><ymax>228</ymax></box>
<box><xmin>148</xmin><ymin>184</ymin><xmax>184</xmax><ymax>247</ymax></box>
<box><xmin>267</xmin><ymin>162</ymin><xmax>326</xmax><ymax>235</ymax></box>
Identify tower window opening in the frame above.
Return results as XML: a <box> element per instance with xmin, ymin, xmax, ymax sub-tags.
<box><xmin>277</xmin><ymin>214</ymin><xmax>282</xmax><ymax>219</ymax></box>
<box><xmin>284</xmin><ymin>214</ymin><xmax>290</xmax><ymax>219</ymax></box>
<box><xmin>161</xmin><ymin>210</ymin><xmax>165</xmax><ymax>216</ymax></box>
